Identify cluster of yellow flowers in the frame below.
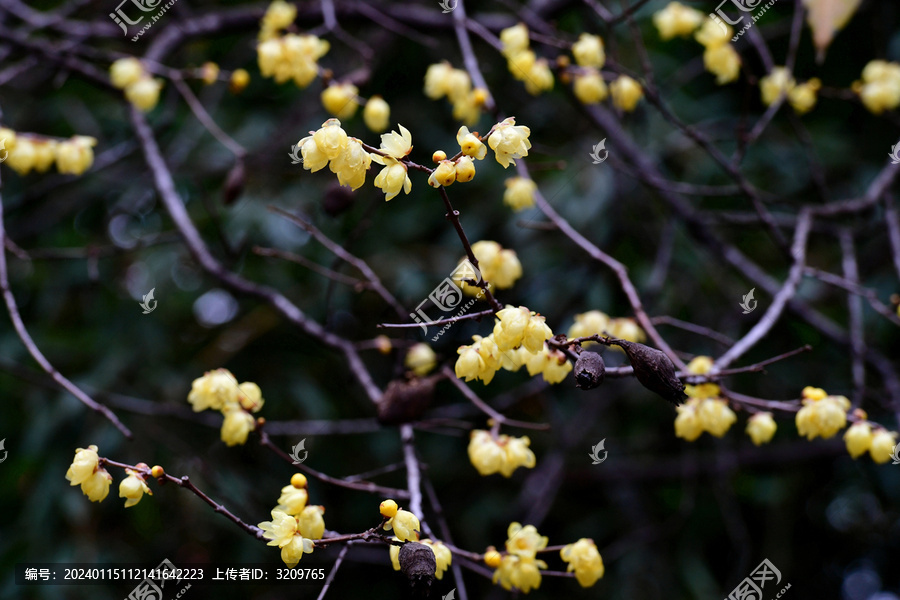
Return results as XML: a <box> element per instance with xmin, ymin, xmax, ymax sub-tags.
<box><xmin>674</xmin><ymin>356</ymin><xmax>739</xmax><ymax>441</ymax></box>
<box><xmin>65</xmin><ymin>446</ymin><xmax>156</xmax><ymax>508</ymax></box>
<box><xmin>379</xmin><ymin>499</ymin><xmax>421</xmax><ymax>542</ymax></box>
<box><xmin>795</xmin><ymin>386</ymin><xmax>849</xmax><ymax>440</ymax></box>
<box><xmin>684</xmin><ymin>15</ymin><xmax>742</xmax><ymax>85</ymax></box>
<box><xmin>110</xmin><ymin>57</ymin><xmax>164</xmax><ymax>111</ymax></box>
<box><xmin>0</xmin><ymin>128</ymin><xmax>96</xmax><ymax>176</ymax></box>
<box><xmin>567</xmin><ymin>310</ymin><xmax>646</xmax><ymax>348</ymax></box>
<box><xmin>560</xmin><ymin>538</ymin><xmax>605</xmax><ymax>587</ymax></box>
<box><xmin>652</xmin><ymin>2</ymin><xmax>705</xmax><ymax>40</ymax></box>
<box><xmin>297</xmin><ymin>118</ymin><xmax>372</xmax><ymax>191</ymax></box>
<box><xmin>853</xmin><ymin>60</ymin><xmax>900</xmax><ymax>114</ymax></box>
<box><xmin>256</xmin><ymin>1</ymin><xmax>327</xmax><ymax>88</ymax></box>
<box><xmin>500</xmin><ymin>23</ymin><xmax>554</xmax><ymax>96</ymax></box>
<box><xmin>258</xmin><ymin>473</ymin><xmax>325</xmax><ymax>567</ymax></box>
<box><xmin>424</xmin><ymin>61</ymin><xmax>489</xmax><ymax>125</ymax></box>
<box><xmin>844</xmin><ymin>417</ymin><xmax>898</xmax><ymax>463</ymax></box>
<box><xmin>759</xmin><ymin>67</ymin><xmax>821</xmax><ymax>114</ymax></box>
<box><xmin>404</xmin><ymin>343</ymin><xmax>437</xmax><ymax>376</ymax></box>
<box><xmin>187</xmin><ymin>369</ymin><xmax>264</xmax><ymax>446</ymax></box>
<box><xmin>503</xmin><ymin>176</ymin><xmax>537</xmax><ymax>211</ymax></box>
<box><xmin>454</xmin><ymin>240</ymin><xmax>522</xmax><ymax>295</ymax></box>
<box><xmin>456</xmin><ymin>305</ymin><xmax>568</xmax><ymax>385</ymax></box>
<box><xmin>490</xmin><ymin>523</ymin><xmax>548</xmax><ymax>593</ymax></box>
<box><xmin>468</xmin><ymin>429</ymin><xmax>536</xmax><ymax>477</ymax></box>
<box><xmin>428</xmin><ymin>124</ymin><xmax>488</xmax><ymax>188</ymax></box>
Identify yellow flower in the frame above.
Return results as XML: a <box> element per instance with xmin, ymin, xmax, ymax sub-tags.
<box><xmin>573</xmin><ymin>69</ymin><xmax>608</xmax><ymax>104</ymax></box>
<box><xmin>280</xmin><ymin>534</ymin><xmax>315</xmax><ymax>568</ymax></box>
<box><xmin>802</xmin><ymin>386</ymin><xmax>827</xmax><ymax>401</ymax></box>
<box><xmin>312</xmin><ymin>118</ymin><xmax>349</xmax><ymax>160</ymax></box>
<box><xmin>260</xmin><ymin>509</ymin><xmax>300</xmax><ymax>546</ymax></box>
<box><xmin>746</xmin><ymin>412</ymin><xmax>777</xmax><ymax>446</ymax></box>
<box><xmin>125</xmin><ymin>77</ymin><xmax>163</xmax><ymax>112</ymax></box>
<box><xmin>321</xmin><ymin>83</ymin><xmax>359</xmax><ymax>120</ymax></box>
<box><xmin>297</xmin><ymin>505</ymin><xmax>325</xmax><ymax>540</ymax></box>
<box><xmin>330</xmin><ymin>137</ymin><xmax>372</xmax><ymax>190</ymax></box>
<box><xmin>119</xmin><ymin>471</ymin><xmax>151</xmax><ymax>508</ymax></box>
<box><xmin>524</xmin><ymin>346</ymin><xmax>572</xmax><ymax>384</ymax></box>
<box><xmin>788</xmin><ymin>78</ymin><xmax>820</xmax><ymax>114</ymax></box>
<box><xmin>695</xmin><ymin>16</ymin><xmax>732</xmax><ymax>47</ymax></box>
<box><xmin>858</xmin><ymin>79</ymin><xmax>900</xmax><ymax>114</ymax></box>
<box><xmin>237</xmin><ymin>381</ymin><xmax>264</xmax><ymax>412</ymax></box>
<box><xmin>674</xmin><ymin>399</ymin><xmax>703</xmax><ymax>441</ymax></box>
<box><xmin>869</xmin><ymin>429</ymin><xmax>897</xmax><ymax>464</ymax></box>
<box><xmin>507</xmin><ymin>50</ymin><xmax>537</xmax><ymax>82</ymax></box>
<box><xmin>0</xmin><ymin>128</ymin><xmax>15</xmax><ymax>151</ymax></box>
<box><xmin>608</xmin><ymin>318</ymin><xmax>646</xmax><ymax>344</ymax></box>
<box><xmin>687</xmin><ymin>356</ymin><xmax>713</xmax><ymax>374</ymax></box>
<box><xmin>506</xmin><ymin>522</ymin><xmax>548</xmax><ymax>558</ymax></box>
<box><xmin>524</xmin><ymin>59</ymin><xmax>554</xmax><ymax>95</ymax></box>
<box><xmin>704</xmin><ymin>43</ymin><xmax>741</xmax><ymax>85</ymax></box>
<box><xmin>454</xmin><ymin>241</ymin><xmax>523</xmax><ymax>294</ymax></box>
<box><xmin>384</xmin><ymin>509</ymin><xmax>420</xmax><ymax>542</ymax></box>
<box><xmin>503</xmin><ymin>177</ymin><xmax>537</xmax><ymax>211</ymax></box>
<box><xmin>572</xmin><ymin>33</ymin><xmax>605</xmax><ymax>68</ymax></box>
<box><xmin>56</xmin><ymin>136</ymin><xmax>98</xmax><ymax>176</ymax></box>
<box><xmin>81</xmin><ymin>468</ymin><xmax>113</xmax><ymax>502</ymax></box>
<box><xmin>373</xmin><ymin>158</ymin><xmax>411</xmax><ymax>201</ymax></box>
<box><xmin>229</xmin><ymin>69</ymin><xmax>250</xmax><ymax>94</ymax></box>
<box><xmin>30</xmin><ymin>139</ymin><xmax>57</xmax><ymax>173</ymax></box>
<box><xmin>455</xmin><ymin>334</ymin><xmax>502</xmax><ymax>384</ymax></box>
<box><xmin>200</xmin><ymin>62</ymin><xmax>220</xmax><ymax>86</ymax></box>
<box><xmin>796</xmin><ymin>394</ymin><xmax>850</xmax><ymax>440</ymax></box>
<box><xmin>257</xmin><ymin>34</ymin><xmax>328</xmax><ymax>87</ymax></box>
<box><xmin>380</xmin><ymin>499</ymin><xmax>399</xmax><ymax>518</ymax></box>
<box><xmin>760</xmin><ymin>67</ymin><xmax>796</xmax><ymax>106</ymax></box>
<box><xmin>389</xmin><ymin>537</ymin><xmax>402</xmax><ymax>570</ymax></box>
<box><xmin>421</xmin><ymin>540</ymin><xmax>452</xmax><ymax>579</ymax></box>
<box><xmin>457</xmin><ymin>126</ymin><xmax>487</xmax><ymax>160</ymax></box>
<box><xmin>500</xmin><ymin>23</ymin><xmax>530</xmax><ymax>56</ymax></box>
<box><xmin>567</xmin><ymin>310</ymin><xmax>610</xmax><ymax>345</ymax></box>
<box><xmin>493</xmin><ymin>554</ymin><xmax>546</xmax><ymax>593</ymax></box>
<box><xmin>484</xmin><ymin>546</ymin><xmax>503</xmax><ymax>568</ymax></box>
<box><xmin>494</xmin><ymin>306</ymin><xmax>553</xmax><ymax>353</ymax></box>
<box><xmin>844</xmin><ymin>421</ymin><xmax>873</xmax><ymax>459</ymax></box>
<box><xmin>487</xmin><ymin>117</ymin><xmax>531</xmax><ymax>168</ymax></box>
<box><xmin>405</xmin><ymin>343</ymin><xmax>437</xmax><ymax>376</ymax></box>
<box><xmin>452</xmin><ymin>90</ymin><xmax>484</xmax><ymax>126</ymax></box>
<box><xmin>5</xmin><ymin>136</ymin><xmax>35</xmax><ymax>175</ymax></box>
<box><xmin>375</xmin><ymin>124</ymin><xmax>412</xmax><ymax>160</ymax></box>
<box><xmin>455</xmin><ymin>156</ymin><xmax>476</xmax><ymax>182</ymax></box>
<box><xmin>428</xmin><ymin>160</ymin><xmax>457</xmax><ymax>187</ymax></box>
<box><xmin>220</xmin><ymin>404</ymin><xmax>255</xmax><ymax>446</ymax></box>
<box><xmin>697</xmin><ymin>398</ymin><xmax>737</xmax><ymax>437</ymax></box>
<box><xmin>446</xmin><ymin>68</ymin><xmax>472</xmax><ymax>104</ymax></box>
<box><xmin>66</xmin><ymin>445</ymin><xmax>100</xmax><ymax>486</ymax></box>
<box><xmin>277</xmin><ymin>483</ymin><xmax>309</xmax><ymax>515</ymax></box>
<box><xmin>561</xmin><ymin>538</ymin><xmax>604</xmax><ymax>587</ymax></box>
<box><xmin>257</xmin><ymin>38</ymin><xmax>284</xmax><ymax>79</ymax></box>
<box><xmin>110</xmin><ymin>58</ymin><xmax>144</xmax><ymax>89</ymax></box>
<box><xmin>188</xmin><ymin>369</ymin><xmax>239</xmax><ymax>412</ymax></box>
<box><xmin>653</xmin><ymin>2</ymin><xmax>705</xmax><ymax>40</ymax></box>
<box><xmin>610</xmin><ymin>75</ymin><xmax>643</xmax><ymax>111</ymax></box>
<box><xmin>260</xmin><ymin>0</ymin><xmax>296</xmax><ymax>36</ymax></box>
<box><xmin>468</xmin><ymin>430</ymin><xmax>506</xmax><ymax>475</ymax></box>
<box><xmin>363</xmin><ymin>96</ymin><xmax>390</xmax><ymax>132</ymax></box>
<box><xmin>424</xmin><ymin>62</ymin><xmax>454</xmax><ymax>99</ymax></box>
<box><xmin>684</xmin><ymin>355</ymin><xmax>721</xmax><ymax>399</ymax></box>
<box><xmin>501</xmin><ymin>435</ymin><xmax>536</xmax><ymax>477</ymax></box>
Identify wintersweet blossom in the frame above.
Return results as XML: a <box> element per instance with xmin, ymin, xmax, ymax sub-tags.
<box><xmin>796</xmin><ymin>393</ymin><xmax>850</xmax><ymax>440</ymax></box>
<box><xmin>560</xmin><ymin>538</ymin><xmax>605</xmax><ymax>587</ymax></box>
<box><xmin>405</xmin><ymin>343</ymin><xmax>437</xmax><ymax>376</ymax></box>
<box><xmin>487</xmin><ymin>117</ymin><xmax>531</xmax><ymax>168</ymax></box>
<box><xmin>321</xmin><ymin>82</ymin><xmax>359</xmax><ymax>119</ymax></box>
<box><xmin>363</xmin><ymin>96</ymin><xmax>390</xmax><ymax>132</ymax></box>
<box><xmin>468</xmin><ymin>430</ymin><xmax>536</xmax><ymax>477</ymax></box>
<box><xmin>457</xmin><ymin>126</ymin><xmax>487</xmax><ymax>159</ymax></box>
<box><xmin>503</xmin><ymin>177</ymin><xmax>537</xmax><ymax>211</ymax></box>
<box><xmin>760</xmin><ymin>67</ymin><xmax>796</xmax><ymax>106</ymax></box>
<box><xmin>869</xmin><ymin>430</ymin><xmax>898</xmax><ymax>464</ymax></box>
<box><xmin>610</xmin><ymin>75</ymin><xmax>643</xmax><ymax>111</ymax></box>
<box><xmin>573</xmin><ymin>69</ymin><xmax>608</xmax><ymax>104</ymax></box>
<box><xmin>119</xmin><ymin>470</ymin><xmax>151</xmax><ymax>508</ymax></box>
<box><xmin>746</xmin><ymin>412</ymin><xmax>777</xmax><ymax>446</ymax></box>
<box><xmin>653</xmin><ymin>2</ymin><xmax>705</xmax><ymax>40</ymax></box>
<box><xmin>844</xmin><ymin>421</ymin><xmax>873</xmax><ymax>458</ymax></box>
<box><xmin>571</xmin><ymin>33</ymin><xmax>605</xmax><ymax>68</ymax></box>
<box><xmin>188</xmin><ymin>369</ymin><xmax>238</xmax><ymax>412</ymax></box>
<box><xmin>383</xmin><ymin>508</ymin><xmax>420</xmax><ymax>542</ymax></box>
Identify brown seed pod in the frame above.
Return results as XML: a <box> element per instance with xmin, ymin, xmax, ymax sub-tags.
<box><xmin>574</xmin><ymin>351</ymin><xmax>605</xmax><ymax>390</ymax></box>
<box><xmin>609</xmin><ymin>338</ymin><xmax>685</xmax><ymax>405</ymax></box>
<box><xmin>399</xmin><ymin>541</ymin><xmax>436</xmax><ymax>597</ymax></box>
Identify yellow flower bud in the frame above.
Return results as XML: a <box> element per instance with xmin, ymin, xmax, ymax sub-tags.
<box><xmin>746</xmin><ymin>412</ymin><xmax>777</xmax><ymax>446</ymax></box>
<box><xmin>200</xmin><ymin>61</ymin><xmax>220</xmax><ymax>85</ymax></box>
<box><xmin>380</xmin><ymin>499</ymin><xmax>399</xmax><ymax>518</ymax></box>
<box><xmin>297</xmin><ymin>505</ymin><xmax>325</xmax><ymax>540</ymax></box>
<box><xmin>653</xmin><ymin>2</ymin><xmax>705</xmax><ymax>40</ymax></box>
<box><xmin>119</xmin><ymin>472</ymin><xmax>151</xmax><ymax>508</ymax></box>
<box><xmin>238</xmin><ymin>381</ymin><xmax>264</xmax><ymax>412</ymax></box>
<box><xmin>610</xmin><ymin>75</ymin><xmax>643</xmax><ymax>111</ymax></box>
<box><xmin>788</xmin><ymin>78</ymin><xmax>820</xmax><ymax>114</ymax></box>
<box><xmin>81</xmin><ymin>468</ymin><xmax>112</xmax><ymax>503</ymax></box>
<box><xmin>110</xmin><ymin>57</ymin><xmax>144</xmax><ymax>89</ymax></box>
<box><xmin>454</xmin><ymin>156</ymin><xmax>476</xmax><ymax>182</ymax></box>
<box><xmin>484</xmin><ymin>546</ymin><xmax>502</xmax><ymax>568</ymax></box>
<box><xmin>695</xmin><ymin>16</ymin><xmax>732</xmax><ymax>46</ymax></box>
<box><xmin>374</xmin><ymin>335</ymin><xmax>392</xmax><ymax>354</ymax></box>
<box><xmin>446</xmin><ymin>69</ymin><xmax>472</xmax><ymax>104</ymax></box>
<box><xmin>844</xmin><ymin>421</ymin><xmax>873</xmax><ymax>458</ymax></box>
<box><xmin>405</xmin><ymin>343</ymin><xmax>437</xmax><ymax>376</ymax></box>
<box><xmin>802</xmin><ymin>386</ymin><xmax>828</xmax><ymax>401</ymax></box>
<box><xmin>363</xmin><ymin>95</ymin><xmax>390</xmax><ymax>132</ymax></box>
<box><xmin>500</xmin><ymin>23</ymin><xmax>530</xmax><ymax>56</ymax></box>
<box><xmin>56</xmin><ymin>136</ymin><xmax>97</xmax><ymax>176</ymax></box>
<box><xmin>125</xmin><ymin>77</ymin><xmax>164</xmax><ymax>112</ymax></box>
<box><xmin>424</xmin><ymin>62</ymin><xmax>453</xmax><ymax>99</ymax></box>
<box><xmin>524</xmin><ymin>59</ymin><xmax>554</xmax><ymax>95</ymax></box>
<box><xmin>503</xmin><ymin>176</ymin><xmax>537</xmax><ymax>211</ymax></box>
<box><xmin>506</xmin><ymin>50</ymin><xmax>536</xmax><ymax>82</ymax></box>
<box><xmin>573</xmin><ymin>69</ymin><xmax>608</xmax><ymax>104</ymax></box>
<box><xmin>321</xmin><ymin>83</ymin><xmax>359</xmax><ymax>119</ymax></box>
<box><xmin>760</xmin><ymin>67</ymin><xmax>796</xmax><ymax>106</ymax></box>
<box><xmin>572</xmin><ymin>33</ymin><xmax>605</xmax><ymax>68</ymax></box>
<box><xmin>428</xmin><ymin>160</ymin><xmax>457</xmax><ymax>187</ymax></box>
<box><xmin>150</xmin><ymin>465</ymin><xmax>165</xmax><ymax>478</ymax></box>
<box><xmin>456</xmin><ymin>126</ymin><xmax>487</xmax><ymax>159</ymax></box>
<box><xmin>261</xmin><ymin>0</ymin><xmax>296</xmax><ymax>32</ymax></box>
<box><xmin>6</xmin><ymin>136</ymin><xmax>35</xmax><ymax>174</ymax></box>
<box><xmin>277</xmin><ymin>483</ymin><xmax>308</xmax><ymax>514</ymax></box>
<box><xmin>385</xmin><ymin>509</ymin><xmax>420</xmax><ymax>542</ymax></box>
<box><xmin>229</xmin><ymin>69</ymin><xmax>251</xmax><ymax>94</ymax></box>
<box><xmin>291</xmin><ymin>473</ymin><xmax>308</xmax><ymax>488</ymax></box>
<box><xmin>220</xmin><ymin>404</ymin><xmax>255</xmax><ymax>446</ymax></box>
<box><xmin>869</xmin><ymin>429</ymin><xmax>897</xmax><ymax>464</ymax></box>
<box><xmin>698</xmin><ymin>398</ymin><xmax>737</xmax><ymax>437</ymax></box>
<box><xmin>432</xmin><ymin>150</ymin><xmax>447</xmax><ymax>163</ymax></box>
<box><xmin>675</xmin><ymin>399</ymin><xmax>703</xmax><ymax>441</ymax></box>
